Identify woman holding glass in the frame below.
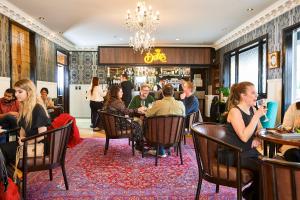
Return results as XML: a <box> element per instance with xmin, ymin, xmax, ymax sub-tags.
<box><xmin>224</xmin><ymin>82</ymin><xmax>266</xmax><ymax>200</ymax></box>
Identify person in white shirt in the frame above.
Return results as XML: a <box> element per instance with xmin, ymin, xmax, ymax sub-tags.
<box><xmin>87</xmin><ymin>77</ymin><xmax>106</xmax><ymax>131</ymax></box>
<box><xmin>281</xmin><ymin>102</ymin><xmax>300</xmax><ymax>162</ymax></box>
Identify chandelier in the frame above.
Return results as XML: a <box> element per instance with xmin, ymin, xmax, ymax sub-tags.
<box><xmin>125</xmin><ymin>0</ymin><xmax>160</xmax><ymax>53</ymax></box>
<box><xmin>129</xmin><ymin>30</ymin><xmax>155</xmax><ymax>53</ymax></box>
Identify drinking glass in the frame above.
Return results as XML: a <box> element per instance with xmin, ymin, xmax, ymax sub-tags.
<box><xmin>257</xmin><ymin>99</ymin><xmax>269</xmax><ymax>122</ymax></box>
<box><xmin>141</xmin><ymin>100</ymin><xmax>146</xmax><ymax>107</ymax></box>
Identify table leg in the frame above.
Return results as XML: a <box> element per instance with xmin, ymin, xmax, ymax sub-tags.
<box><xmin>263</xmin><ymin>141</ymin><xmax>268</xmax><ymax>157</ymax></box>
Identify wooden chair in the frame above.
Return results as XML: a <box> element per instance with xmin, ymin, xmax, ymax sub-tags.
<box><xmin>191</xmin><ymin>122</ymin><xmax>254</xmax><ymax>200</ymax></box>
<box><xmin>260</xmin><ymin>156</ymin><xmax>300</xmax><ymax>200</ymax></box>
<box><xmin>13</xmin><ymin>121</ymin><xmax>73</xmax><ymax>199</ymax></box>
<box><xmin>99</xmin><ymin>111</ymin><xmax>135</xmax><ymax>156</ymax></box>
<box><xmin>183</xmin><ymin>110</ymin><xmax>203</xmax><ymax>145</ymax></box>
<box><xmin>143</xmin><ymin>115</ymin><xmax>185</xmax><ymax>166</ymax></box>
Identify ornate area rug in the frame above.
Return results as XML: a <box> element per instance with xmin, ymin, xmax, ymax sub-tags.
<box><xmin>27</xmin><ymin>138</ymin><xmax>236</xmax><ymax>200</ymax></box>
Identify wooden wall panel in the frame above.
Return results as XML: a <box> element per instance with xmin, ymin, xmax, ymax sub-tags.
<box><xmin>99</xmin><ymin>47</ymin><xmax>213</xmax><ymax>65</ymax></box>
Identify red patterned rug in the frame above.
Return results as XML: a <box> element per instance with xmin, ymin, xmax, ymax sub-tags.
<box><xmin>26</xmin><ymin>138</ymin><xmax>236</xmax><ymax>200</ymax></box>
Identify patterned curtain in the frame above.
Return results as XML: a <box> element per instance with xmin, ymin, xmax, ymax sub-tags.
<box><xmin>0</xmin><ymin>14</ymin><xmax>10</xmax><ymax>77</ymax></box>
<box><xmin>35</xmin><ymin>34</ymin><xmax>56</xmax><ymax>82</ymax></box>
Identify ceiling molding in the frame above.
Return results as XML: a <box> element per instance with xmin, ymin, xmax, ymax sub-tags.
<box><xmin>1</xmin><ymin>0</ymin><xmax>299</xmax><ymax>52</ymax></box>
<box><xmin>0</xmin><ymin>0</ymin><xmax>75</xmax><ymax>50</ymax></box>
<box><xmin>74</xmin><ymin>44</ymin><xmax>214</xmax><ymax>51</ymax></box>
<box><xmin>213</xmin><ymin>0</ymin><xmax>300</xmax><ymax>50</ymax></box>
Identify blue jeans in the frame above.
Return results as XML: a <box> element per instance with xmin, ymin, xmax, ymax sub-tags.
<box><xmin>158</xmin><ymin>146</ymin><xmax>165</xmax><ymax>155</ymax></box>
<box><xmin>0</xmin><ymin>135</ymin><xmax>6</xmax><ymax>144</ymax></box>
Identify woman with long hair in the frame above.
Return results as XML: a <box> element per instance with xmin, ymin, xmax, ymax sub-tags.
<box><xmin>224</xmin><ymin>82</ymin><xmax>266</xmax><ymax>200</ymax></box>
<box><xmin>87</xmin><ymin>77</ymin><xmax>106</xmax><ymax>131</ymax></box>
<box><xmin>0</xmin><ymin>79</ymin><xmax>51</xmax><ymax>163</ymax></box>
<box><xmin>104</xmin><ymin>85</ymin><xmax>145</xmax><ymax>150</ymax></box>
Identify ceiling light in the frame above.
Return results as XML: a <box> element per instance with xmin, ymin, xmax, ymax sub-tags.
<box><xmin>246</xmin><ymin>8</ymin><xmax>254</xmax><ymax>12</ymax></box>
<box><xmin>125</xmin><ymin>0</ymin><xmax>160</xmax><ymax>53</ymax></box>
<box><xmin>58</xmin><ymin>31</ymin><xmax>63</xmax><ymax>34</ymax></box>
<box><xmin>38</xmin><ymin>17</ymin><xmax>45</xmax><ymax>21</ymax></box>
<box><xmin>176</xmin><ymin>38</ymin><xmax>180</xmax><ymax>41</ymax></box>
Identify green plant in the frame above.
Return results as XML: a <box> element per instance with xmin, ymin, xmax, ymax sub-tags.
<box><xmin>219</xmin><ymin>87</ymin><xmax>230</xmax><ymax>97</ymax></box>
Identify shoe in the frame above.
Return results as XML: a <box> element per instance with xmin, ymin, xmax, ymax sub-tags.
<box><xmin>93</xmin><ymin>127</ymin><xmax>100</xmax><ymax>131</ymax></box>
<box><xmin>90</xmin><ymin>125</ymin><xmax>94</xmax><ymax>128</ymax></box>
<box><xmin>159</xmin><ymin>154</ymin><xmax>167</xmax><ymax>158</ymax></box>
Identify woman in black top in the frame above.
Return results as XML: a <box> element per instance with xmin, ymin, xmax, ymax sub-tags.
<box><xmin>225</xmin><ymin>82</ymin><xmax>266</xmax><ymax>200</ymax></box>
<box><xmin>0</xmin><ymin>79</ymin><xmax>51</xmax><ymax>163</ymax></box>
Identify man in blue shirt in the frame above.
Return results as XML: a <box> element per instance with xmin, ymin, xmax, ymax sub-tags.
<box><xmin>180</xmin><ymin>81</ymin><xmax>199</xmax><ymax>115</ymax></box>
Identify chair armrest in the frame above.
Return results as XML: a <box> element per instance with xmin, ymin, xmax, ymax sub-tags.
<box><xmin>259</xmin><ymin>156</ymin><xmax>300</xmax><ymax>168</ymax></box>
<box><xmin>3</xmin><ymin>127</ymin><xmax>20</xmax><ymax>136</ymax></box>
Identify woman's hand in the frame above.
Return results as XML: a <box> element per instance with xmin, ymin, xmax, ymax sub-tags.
<box><xmin>251</xmin><ymin>138</ymin><xmax>261</xmax><ymax>148</ymax></box>
<box><xmin>18</xmin><ymin>136</ymin><xmax>25</xmax><ymax>146</ymax></box>
<box><xmin>254</xmin><ymin>106</ymin><xmax>267</xmax><ymax>119</ymax></box>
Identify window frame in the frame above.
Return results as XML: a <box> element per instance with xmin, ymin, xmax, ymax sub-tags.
<box><xmin>282</xmin><ymin>21</ymin><xmax>300</xmax><ymax>117</ymax></box>
<box><xmin>224</xmin><ymin>34</ymin><xmax>268</xmax><ymax>97</ymax></box>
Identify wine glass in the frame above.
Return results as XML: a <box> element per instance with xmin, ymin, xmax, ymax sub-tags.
<box><xmin>257</xmin><ymin>99</ymin><xmax>269</xmax><ymax>122</ymax></box>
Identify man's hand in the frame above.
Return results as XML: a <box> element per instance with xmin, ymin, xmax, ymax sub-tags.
<box><xmin>180</xmin><ymin>93</ymin><xmax>186</xmax><ymax>100</ymax></box>
<box><xmin>7</xmin><ymin>112</ymin><xmax>19</xmax><ymax>118</ymax></box>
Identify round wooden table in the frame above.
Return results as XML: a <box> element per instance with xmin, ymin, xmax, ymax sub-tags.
<box><xmin>258</xmin><ymin>129</ymin><xmax>300</xmax><ymax>157</ymax></box>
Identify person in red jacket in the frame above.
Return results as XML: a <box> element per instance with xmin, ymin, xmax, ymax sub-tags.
<box><xmin>0</xmin><ymin>89</ymin><xmax>19</xmax><ymax>129</ymax></box>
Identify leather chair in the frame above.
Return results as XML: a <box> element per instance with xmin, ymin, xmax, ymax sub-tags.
<box><xmin>99</xmin><ymin>111</ymin><xmax>135</xmax><ymax>156</ymax></box>
<box><xmin>12</xmin><ymin>121</ymin><xmax>73</xmax><ymax>199</ymax></box>
<box><xmin>143</xmin><ymin>115</ymin><xmax>185</xmax><ymax>166</ymax></box>
<box><xmin>260</xmin><ymin>156</ymin><xmax>300</xmax><ymax>200</ymax></box>
<box><xmin>191</xmin><ymin>122</ymin><xmax>254</xmax><ymax>200</ymax></box>
<box><xmin>183</xmin><ymin>110</ymin><xmax>203</xmax><ymax>145</ymax></box>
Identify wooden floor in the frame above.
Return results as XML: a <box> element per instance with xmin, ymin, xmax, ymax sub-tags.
<box><xmin>76</xmin><ymin>118</ymin><xmax>105</xmax><ymax>138</ymax></box>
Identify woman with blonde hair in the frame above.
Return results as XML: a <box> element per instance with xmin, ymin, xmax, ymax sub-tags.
<box><xmin>0</xmin><ymin>79</ymin><xmax>51</xmax><ymax>163</ymax></box>
<box><xmin>224</xmin><ymin>81</ymin><xmax>266</xmax><ymax>200</ymax></box>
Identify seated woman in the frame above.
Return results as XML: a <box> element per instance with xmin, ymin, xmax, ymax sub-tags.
<box><xmin>225</xmin><ymin>82</ymin><xmax>266</xmax><ymax>200</ymax></box>
<box><xmin>281</xmin><ymin>101</ymin><xmax>300</xmax><ymax>162</ymax></box>
<box><xmin>40</xmin><ymin>88</ymin><xmax>55</xmax><ymax>109</ymax></box>
<box><xmin>104</xmin><ymin>85</ymin><xmax>145</xmax><ymax>150</ymax></box>
<box><xmin>0</xmin><ymin>79</ymin><xmax>51</xmax><ymax>164</ymax></box>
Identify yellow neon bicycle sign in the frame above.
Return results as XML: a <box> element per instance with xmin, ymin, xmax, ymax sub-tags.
<box><xmin>144</xmin><ymin>49</ymin><xmax>167</xmax><ymax>64</ymax></box>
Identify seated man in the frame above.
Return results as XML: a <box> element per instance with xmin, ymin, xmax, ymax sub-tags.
<box><xmin>145</xmin><ymin>84</ymin><xmax>185</xmax><ymax>157</ymax></box>
<box><xmin>128</xmin><ymin>84</ymin><xmax>155</xmax><ymax>109</ymax></box>
<box><xmin>0</xmin><ymin>89</ymin><xmax>19</xmax><ymax>143</ymax></box>
<box><xmin>180</xmin><ymin>81</ymin><xmax>199</xmax><ymax>115</ymax></box>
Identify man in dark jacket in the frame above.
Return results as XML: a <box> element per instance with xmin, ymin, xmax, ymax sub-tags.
<box><xmin>120</xmin><ymin>73</ymin><xmax>134</xmax><ymax>107</ymax></box>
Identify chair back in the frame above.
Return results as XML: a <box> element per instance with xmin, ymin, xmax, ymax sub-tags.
<box><xmin>144</xmin><ymin>115</ymin><xmax>185</xmax><ymax>147</ymax></box>
<box><xmin>99</xmin><ymin>111</ymin><xmax>133</xmax><ymax>139</ymax></box>
<box><xmin>186</xmin><ymin>110</ymin><xmax>203</xmax><ymax>131</ymax></box>
<box><xmin>260</xmin><ymin>157</ymin><xmax>300</xmax><ymax>200</ymax></box>
<box><xmin>22</xmin><ymin>121</ymin><xmax>72</xmax><ymax>171</ymax></box>
<box><xmin>261</xmin><ymin>101</ymin><xmax>278</xmax><ymax>128</ymax></box>
<box><xmin>191</xmin><ymin>122</ymin><xmax>243</xmax><ymax>187</ymax></box>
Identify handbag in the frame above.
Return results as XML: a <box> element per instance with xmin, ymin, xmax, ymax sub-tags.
<box><xmin>14</xmin><ymin>143</ymin><xmax>44</xmax><ymax>181</ymax></box>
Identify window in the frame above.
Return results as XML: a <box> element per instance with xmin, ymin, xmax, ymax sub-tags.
<box><xmin>226</xmin><ymin>37</ymin><xmax>267</xmax><ymax>95</ymax></box>
<box><xmin>56</xmin><ymin>51</ymin><xmax>67</xmax><ymax>96</ymax></box>
<box><xmin>292</xmin><ymin>29</ymin><xmax>300</xmax><ymax>101</ymax></box>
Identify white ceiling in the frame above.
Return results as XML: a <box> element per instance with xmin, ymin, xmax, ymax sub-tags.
<box><xmin>7</xmin><ymin>0</ymin><xmax>276</xmax><ymax>47</ymax></box>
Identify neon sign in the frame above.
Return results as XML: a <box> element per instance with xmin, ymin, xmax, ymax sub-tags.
<box><xmin>144</xmin><ymin>49</ymin><xmax>167</xmax><ymax>64</ymax></box>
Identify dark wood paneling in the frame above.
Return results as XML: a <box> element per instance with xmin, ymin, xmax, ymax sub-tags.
<box><xmin>98</xmin><ymin>46</ymin><xmax>213</xmax><ymax>65</ymax></box>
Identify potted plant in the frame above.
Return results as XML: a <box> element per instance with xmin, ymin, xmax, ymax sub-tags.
<box><xmin>219</xmin><ymin>87</ymin><xmax>230</xmax><ymax>102</ymax></box>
